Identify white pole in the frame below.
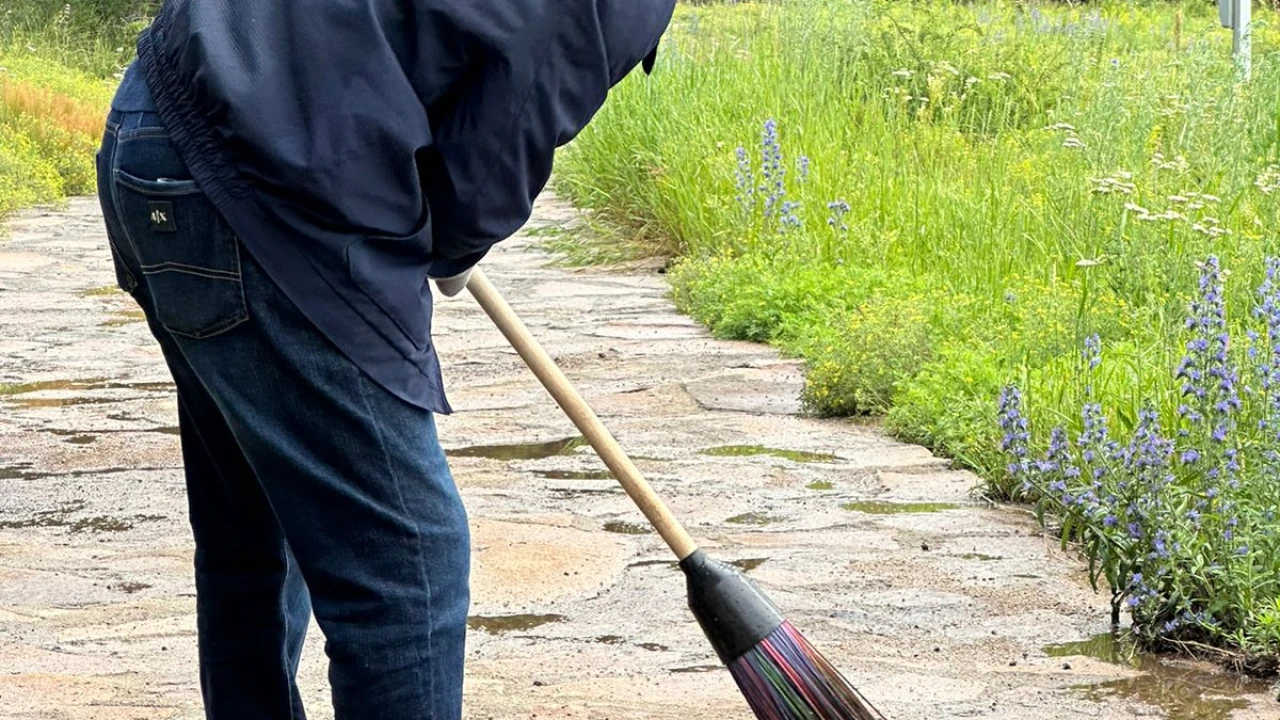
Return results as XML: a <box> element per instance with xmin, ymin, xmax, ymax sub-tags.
<box><xmin>1234</xmin><ymin>0</ymin><xmax>1252</xmax><ymax>81</ymax></box>
<box><xmin>1220</xmin><ymin>0</ymin><xmax>1252</xmax><ymax>81</ymax></box>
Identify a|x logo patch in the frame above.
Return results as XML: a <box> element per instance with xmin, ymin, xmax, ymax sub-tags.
<box><xmin>148</xmin><ymin>201</ymin><xmax>177</xmax><ymax>232</ymax></box>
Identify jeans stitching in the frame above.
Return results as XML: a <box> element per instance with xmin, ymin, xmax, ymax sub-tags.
<box><xmin>167</xmin><ymin>308</ymin><xmax>248</xmax><ymax>340</ymax></box>
<box><xmin>114</xmin><ymin>173</ymin><xmax>202</xmax><ymax>195</ymax></box>
<box><xmin>354</xmin><ymin>373</ymin><xmax>434</xmax><ymax>718</ymax></box>
<box><xmin>107</xmin><ymin>129</ymin><xmax>145</xmax><ymax>276</ymax></box>
<box><xmin>164</xmin><ymin>240</ymin><xmax>249</xmax><ymax>340</ymax></box>
<box><xmin>102</xmin><ymin>131</ymin><xmax>138</xmax><ymax>292</ymax></box>
<box><xmin>118</xmin><ymin>127</ymin><xmax>175</xmax><ymax>142</ymax></box>
<box><xmin>282</xmin><ymin>550</ymin><xmax>297</xmax><ymax>720</ymax></box>
<box><xmin>233</xmin><ymin>239</ymin><xmax>251</xmax><ymax>331</ymax></box>
<box><xmin>140</xmin><ymin>262</ymin><xmax>241</xmax><ymax>280</ymax></box>
<box><xmin>106</xmin><ymin>238</ymin><xmax>138</xmax><ymax>292</ymax></box>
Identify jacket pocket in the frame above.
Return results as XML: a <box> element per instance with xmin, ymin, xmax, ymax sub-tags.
<box><xmin>113</xmin><ymin>169</ymin><xmax>248</xmax><ymax>339</ymax></box>
<box><xmin>346</xmin><ymin>214</ymin><xmax>434</xmax><ymax>351</ymax></box>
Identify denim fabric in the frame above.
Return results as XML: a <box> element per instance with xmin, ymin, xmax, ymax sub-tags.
<box><xmin>96</xmin><ymin>109</ymin><xmax>471</xmax><ymax>720</ymax></box>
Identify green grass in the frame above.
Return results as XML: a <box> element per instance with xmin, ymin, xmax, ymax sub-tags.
<box><xmin>555</xmin><ymin>0</ymin><xmax>1280</xmax><ymax>664</ymax></box>
<box><xmin>0</xmin><ymin>2</ymin><xmax>136</xmax><ymax>224</ymax></box>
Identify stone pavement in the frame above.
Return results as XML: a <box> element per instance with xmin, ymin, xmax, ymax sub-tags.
<box><xmin>0</xmin><ymin>195</ymin><xmax>1274</xmax><ymax>719</ymax></box>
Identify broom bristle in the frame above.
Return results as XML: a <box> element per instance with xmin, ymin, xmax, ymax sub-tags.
<box><xmin>726</xmin><ymin>621</ymin><xmax>886</xmax><ymax>720</ymax></box>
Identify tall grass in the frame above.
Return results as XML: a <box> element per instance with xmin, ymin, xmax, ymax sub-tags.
<box><xmin>0</xmin><ymin>1</ymin><xmax>136</xmax><ymax>222</ymax></box>
<box><xmin>556</xmin><ymin>0</ymin><xmax>1280</xmax><ymax>663</ymax></box>
<box><xmin>3</xmin><ymin>1</ymin><xmax>150</xmax><ymax>75</ymax></box>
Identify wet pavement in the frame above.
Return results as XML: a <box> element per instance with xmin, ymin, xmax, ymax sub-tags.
<box><xmin>2</xmin><ymin>196</ymin><xmax>1277</xmax><ymax>719</ymax></box>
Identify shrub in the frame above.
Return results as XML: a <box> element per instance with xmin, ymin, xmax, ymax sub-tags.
<box><xmin>1000</xmin><ymin>257</ymin><xmax>1280</xmax><ymax>658</ymax></box>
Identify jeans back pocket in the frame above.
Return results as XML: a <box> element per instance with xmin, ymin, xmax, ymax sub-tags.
<box><xmin>112</xmin><ymin>152</ymin><xmax>248</xmax><ymax>340</ymax></box>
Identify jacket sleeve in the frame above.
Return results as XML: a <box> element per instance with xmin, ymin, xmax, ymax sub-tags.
<box><xmin>421</xmin><ymin>0</ymin><xmax>676</xmax><ymax>274</ymax></box>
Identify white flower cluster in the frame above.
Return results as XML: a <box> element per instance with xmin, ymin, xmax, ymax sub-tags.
<box><xmin>1255</xmin><ymin>165</ymin><xmax>1280</xmax><ymax>196</ymax></box>
<box><xmin>1151</xmin><ymin>152</ymin><xmax>1190</xmax><ymax>174</ymax></box>
<box><xmin>1092</xmin><ymin>171</ymin><xmax>1136</xmax><ymax>195</ymax></box>
<box><xmin>1044</xmin><ymin>122</ymin><xmax>1086</xmax><ymax>149</ymax></box>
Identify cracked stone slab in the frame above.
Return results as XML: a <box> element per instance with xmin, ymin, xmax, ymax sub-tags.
<box><xmin>0</xmin><ymin>192</ymin><xmax>1275</xmax><ymax>719</ymax></box>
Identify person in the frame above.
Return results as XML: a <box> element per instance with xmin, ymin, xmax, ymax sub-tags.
<box><xmin>94</xmin><ymin>1</ymin><xmax>676</xmax><ymax>718</ymax></box>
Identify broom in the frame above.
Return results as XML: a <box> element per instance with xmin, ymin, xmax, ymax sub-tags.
<box><xmin>464</xmin><ymin>267</ymin><xmax>887</xmax><ymax>720</ymax></box>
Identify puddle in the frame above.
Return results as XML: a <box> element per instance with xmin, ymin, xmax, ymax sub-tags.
<box><xmin>0</xmin><ymin>466</ymin><xmax>155</xmax><ymax>482</ymax></box>
<box><xmin>80</xmin><ymin>285</ymin><xmax>120</xmax><ymax>297</ymax></box>
<box><xmin>703</xmin><ymin>445</ymin><xmax>838</xmax><ymax>463</ymax></box>
<box><xmin>726</xmin><ymin>512</ymin><xmax>781</xmax><ymax>526</ymax></box>
<box><xmin>448</xmin><ymin>437</ymin><xmax>585</xmax><ymax>461</ymax></box>
<box><xmin>0</xmin><ymin>378</ymin><xmax>174</xmax><ymax>408</ymax></box>
<box><xmin>48</xmin><ymin>426</ymin><xmax>180</xmax><ymax>438</ymax></box>
<box><xmin>841</xmin><ymin>501</ymin><xmax>960</xmax><ymax>514</ymax></box>
<box><xmin>0</xmin><ymin>505</ymin><xmax>162</xmax><ymax>533</ymax></box>
<box><xmin>626</xmin><ymin>557</ymin><xmax>765</xmax><ymax>573</ymax></box>
<box><xmin>628</xmin><ymin>559</ymin><xmax>679</xmax><ymax>571</ymax></box>
<box><xmin>0</xmin><ymin>517</ymin><xmax>68</xmax><ymax>530</ymax></box>
<box><xmin>594</xmin><ymin>635</ymin><xmax>668</xmax><ymax>652</ymax></box>
<box><xmin>9</xmin><ymin>396</ymin><xmax>126</xmax><ymax>409</ymax></box>
<box><xmin>603</xmin><ymin>521</ymin><xmax>652</xmax><ymax>535</ymax></box>
<box><xmin>0</xmin><ymin>501</ymin><xmax>87</xmax><ymax>529</ymax></box>
<box><xmin>1</xmin><ymin>464</ymin><xmax>57</xmax><ymax>482</ymax></box>
<box><xmin>534</xmin><ymin>469</ymin><xmax>613</xmax><ymax>480</ymax></box>
<box><xmin>468</xmin><ymin>614</ymin><xmax>565</xmax><ymax>635</ymax></box>
<box><xmin>111</xmin><ymin>581</ymin><xmax>152</xmax><ymax>594</ymax></box>
<box><xmin>105</xmin><ymin>381</ymin><xmax>174</xmax><ymax>392</ymax></box>
<box><xmin>807</xmin><ymin>480</ymin><xmax>835</xmax><ymax>491</ymax></box>
<box><xmin>959</xmin><ymin>553</ymin><xmax>1002</xmax><ymax>561</ymax></box>
<box><xmin>70</xmin><ymin>516</ymin><xmax>136</xmax><ymax>533</ymax></box>
<box><xmin>101</xmin><ymin>412</ymin><xmax>181</xmax><ymax>435</ymax></box>
<box><xmin>101</xmin><ymin>308</ymin><xmax>146</xmax><ymax>327</ymax></box>
<box><xmin>1045</xmin><ymin>633</ymin><xmax>1271</xmax><ymax>720</ymax></box>
<box><xmin>0</xmin><ymin>378</ymin><xmax>110</xmax><ymax>395</ymax></box>
<box><xmin>0</xmin><ymin>463</ymin><xmax>37</xmax><ymax>481</ymax></box>
<box><xmin>550</xmin><ymin>487</ymin><xmax>621</xmax><ymax>499</ymax></box>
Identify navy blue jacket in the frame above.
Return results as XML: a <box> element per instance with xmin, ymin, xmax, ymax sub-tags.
<box><xmin>127</xmin><ymin>0</ymin><xmax>675</xmax><ymax>413</ymax></box>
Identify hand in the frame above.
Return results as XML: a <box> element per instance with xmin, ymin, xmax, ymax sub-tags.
<box><xmin>433</xmin><ymin>267</ymin><xmax>473</xmax><ymax>297</ymax></box>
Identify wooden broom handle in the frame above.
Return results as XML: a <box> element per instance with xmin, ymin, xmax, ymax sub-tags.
<box><xmin>465</xmin><ymin>267</ymin><xmax>699</xmax><ymax>560</ymax></box>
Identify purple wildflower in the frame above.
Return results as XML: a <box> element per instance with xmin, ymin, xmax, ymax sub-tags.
<box><xmin>778</xmin><ymin>201</ymin><xmax>802</xmax><ymax>230</ymax></box>
<box><xmin>998</xmin><ymin>387</ymin><xmax>1030</xmax><ymax>457</ymax></box>
<box><xmin>1255</xmin><ymin>257</ymin><xmax>1280</xmax><ymax>463</ymax></box>
<box><xmin>1083</xmin><ymin>334</ymin><xmax>1102</xmax><ymax>371</ymax></box>
<box><xmin>827</xmin><ymin>199</ymin><xmax>850</xmax><ymax>233</ymax></box>
<box><xmin>759</xmin><ymin>119</ymin><xmax>785</xmax><ymax>218</ymax></box>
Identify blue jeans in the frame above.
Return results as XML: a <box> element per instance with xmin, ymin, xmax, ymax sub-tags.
<box><xmin>96</xmin><ymin>109</ymin><xmax>470</xmax><ymax>720</ymax></box>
